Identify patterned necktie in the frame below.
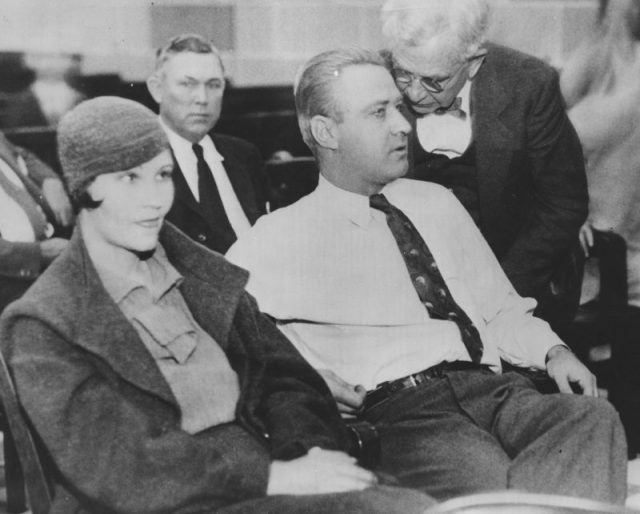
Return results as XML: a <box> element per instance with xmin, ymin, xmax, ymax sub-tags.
<box><xmin>370</xmin><ymin>193</ymin><xmax>483</xmax><ymax>363</ymax></box>
<box><xmin>192</xmin><ymin>143</ymin><xmax>236</xmax><ymax>244</ymax></box>
<box><xmin>434</xmin><ymin>97</ymin><xmax>466</xmax><ymax>120</ymax></box>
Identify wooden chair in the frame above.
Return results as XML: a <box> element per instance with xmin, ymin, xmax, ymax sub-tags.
<box><xmin>566</xmin><ymin>230</ymin><xmax>628</xmax><ymax>389</ymax></box>
<box><xmin>0</xmin><ymin>350</ymin><xmax>52</xmax><ymax>514</ymax></box>
<box><xmin>265</xmin><ymin>157</ymin><xmax>319</xmax><ymax>211</ymax></box>
<box><xmin>425</xmin><ymin>491</ymin><xmax>636</xmax><ymax>513</ymax></box>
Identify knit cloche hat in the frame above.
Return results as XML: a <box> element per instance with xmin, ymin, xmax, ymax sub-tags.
<box><xmin>57</xmin><ymin>96</ymin><xmax>169</xmax><ymax>198</ymax></box>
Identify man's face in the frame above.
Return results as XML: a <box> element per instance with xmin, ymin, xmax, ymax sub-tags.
<box><xmin>85</xmin><ymin>150</ymin><xmax>175</xmax><ymax>255</ymax></box>
<box><xmin>151</xmin><ymin>52</ymin><xmax>225</xmax><ymax>143</ymax></box>
<box><xmin>330</xmin><ymin>64</ymin><xmax>411</xmax><ymax>195</ymax></box>
<box><xmin>391</xmin><ymin>48</ymin><xmax>476</xmax><ymax>115</ymax></box>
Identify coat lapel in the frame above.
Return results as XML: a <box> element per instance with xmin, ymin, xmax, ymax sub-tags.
<box><xmin>66</xmin><ymin>230</ymin><xmax>177</xmax><ymax>406</ymax></box>
<box><xmin>471</xmin><ymin>45</ymin><xmax>514</xmax><ymax>229</ymax></box>
<box><xmin>160</xmin><ymin>223</ymin><xmax>249</xmax><ymax>346</ymax></box>
<box><xmin>213</xmin><ymin>135</ymin><xmax>260</xmax><ymax>223</ymax></box>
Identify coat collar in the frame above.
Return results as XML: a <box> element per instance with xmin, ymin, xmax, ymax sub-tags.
<box><xmin>63</xmin><ymin>222</ymin><xmax>248</xmax><ymax>405</ymax></box>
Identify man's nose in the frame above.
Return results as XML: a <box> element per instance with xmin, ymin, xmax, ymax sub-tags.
<box><xmin>193</xmin><ymin>84</ymin><xmax>208</xmax><ymax>103</ymax></box>
<box><xmin>391</xmin><ymin>107</ymin><xmax>412</xmax><ymax>135</ymax></box>
<box><xmin>404</xmin><ymin>79</ymin><xmax>428</xmax><ymax>103</ymax></box>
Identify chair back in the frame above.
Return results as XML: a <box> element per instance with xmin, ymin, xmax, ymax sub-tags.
<box><xmin>0</xmin><ymin>350</ymin><xmax>53</xmax><ymax>514</ymax></box>
<box><xmin>266</xmin><ymin>156</ymin><xmax>319</xmax><ymax>210</ymax></box>
<box><xmin>589</xmin><ymin>230</ymin><xmax>628</xmax><ymax>311</ymax></box>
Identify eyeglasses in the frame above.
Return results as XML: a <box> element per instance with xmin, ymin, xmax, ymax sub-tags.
<box><xmin>392</xmin><ymin>59</ymin><xmax>470</xmax><ymax>94</ymax></box>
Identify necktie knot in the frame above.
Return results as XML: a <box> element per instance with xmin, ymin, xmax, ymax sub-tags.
<box><xmin>370</xmin><ymin>193</ymin><xmax>393</xmax><ymax>213</ymax></box>
<box><xmin>434</xmin><ymin>97</ymin><xmax>466</xmax><ymax>120</ymax></box>
<box><xmin>192</xmin><ymin>143</ymin><xmax>205</xmax><ymax>161</ymax></box>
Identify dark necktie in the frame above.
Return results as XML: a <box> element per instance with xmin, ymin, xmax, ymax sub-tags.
<box><xmin>370</xmin><ymin>193</ymin><xmax>483</xmax><ymax>363</ymax></box>
<box><xmin>192</xmin><ymin>143</ymin><xmax>236</xmax><ymax>244</ymax></box>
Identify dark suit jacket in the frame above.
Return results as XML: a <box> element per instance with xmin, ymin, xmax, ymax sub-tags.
<box><xmin>408</xmin><ymin>44</ymin><xmax>588</xmax><ymax>327</ymax></box>
<box><xmin>166</xmin><ymin>133</ymin><xmax>268</xmax><ymax>254</ymax></box>
<box><xmin>0</xmin><ymin>223</ymin><xmax>349</xmax><ymax>514</ymax></box>
<box><xmin>0</xmin><ymin>133</ymin><xmax>60</xmax><ymax>312</ymax></box>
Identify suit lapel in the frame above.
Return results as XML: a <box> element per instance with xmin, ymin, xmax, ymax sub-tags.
<box><xmin>213</xmin><ymin>135</ymin><xmax>260</xmax><ymax>223</ymax></box>
<box><xmin>471</xmin><ymin>47</ymin><xmax>514</xmax><ymax>229</ymax></box>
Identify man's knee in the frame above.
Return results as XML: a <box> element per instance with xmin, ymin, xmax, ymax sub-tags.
<box><xmin>556</xmin><ymin>395</ymin><xmax>623</xmax><ymax>431</ymax></box>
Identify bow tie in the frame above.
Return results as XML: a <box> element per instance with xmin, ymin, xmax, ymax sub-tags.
<box><xmin>434</xmin><ymin>97</ymin><xmax>466</xmax><ymax>120</ymax></box>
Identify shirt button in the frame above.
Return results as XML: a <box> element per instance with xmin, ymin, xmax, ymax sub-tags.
<box><xmin>415</xmin><ymin>276</ymin><xmax>427</xmax><ymax>285</ymax></box>
<box><xmin>196</xmin><ymin>234</ymin><xmax>207</xmax><ymax>243</ymax></box>
<box><xmin>424</xmin><ymin>301</ymin><xmax>434</xmax><ymax>310</ymax></box>
<box><xmin>439</xmin><ymin>288</ymin><xmax>447</xmax><ymax>297</ymax></box>
<box><xmin>448</xmin><ymin>311</ymin><xmax>458</xmax><ymax>319</ymax></box>
<box><xmin>430</xmin><ymin>262</ymin><xmax>438</xmax><ymax>270</ymax></box>
<box><xmin>408</xmin><ymin>249</ymin><xmax>419</xmax><ymax>257</ymax></box>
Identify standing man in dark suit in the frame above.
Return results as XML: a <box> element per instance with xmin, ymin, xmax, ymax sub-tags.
<box><xmin>147</xmin><ymin>34</ymin><xmax>267</xmax><ymax>254</ymax></box>
<box><xmin>381</xmin><ymin>0</ymin><xmax>588</xmax><ymax>336</ymax></box>
<box><xmin>0</xmin><ymin>132</ymin><xmax>72</xmax><ymax>312</ymax></box>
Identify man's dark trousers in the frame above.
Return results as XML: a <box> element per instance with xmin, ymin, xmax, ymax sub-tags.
<box><xmin>362</xmin><ymin>368</ymin><xmax>627</xmax><ymax>504</ymax></box>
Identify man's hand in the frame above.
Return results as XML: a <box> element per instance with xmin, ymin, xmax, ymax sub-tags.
<box><xmin>546</xmin><ymin>345</ymin><xmax>597</xmax><ymax>396</ymax></box>
<box><xmin>317</xmin><ymin>369</ymin><xmax>366</xmax><ymax>416</ymax></box>
<box><xmin>39</xmin><ymin>238</ymin><xmax>68</xmax><ymax>265</ymax></box>
<box><xmin>42</xmin><ymin>178</ymin><xmax>73</xmax><ymax>227</ymax></box>
<box><xmin>579</xmin><ymin>221</ymin><xmax>594</xmax><ymax>257</ymax></box>
<box><xmin>267</xmin><ymin>447</ymin><xmax>377</xmax><ymax>496</ymax></box>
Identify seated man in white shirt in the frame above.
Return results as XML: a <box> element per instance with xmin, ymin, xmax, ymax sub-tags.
<box><xmin>226</xmin><ymin>47</ymin><xmax>628</xmax><ymax>504</ymax></box>
<box><xmin>0</xmin><ymin>132</ymin><xmax>71</xmax><ymax>312</ymax></box>
<box><xmin>146</xmin><ymin>33</ymin><xmax>268</xmax><ymax>254</ymax></box>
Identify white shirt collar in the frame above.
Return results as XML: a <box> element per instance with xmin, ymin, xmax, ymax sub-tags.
<box><xmin>159</xmin><ymin>118</ymin><xmax>224</xmax><ymax>164</ymax></box>
<box><xmin>315</xmin><ymin>175</ymin><xmax>388</xmax><ymax>229</ymax></box>
<box><xmin>458</xmin><ymin>80</ymin><xmax>472</xmax><ymax>115</ymax></box>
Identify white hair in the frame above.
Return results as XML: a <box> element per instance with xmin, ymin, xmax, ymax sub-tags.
<box><xmin>381</xmin><ymin>0</ymin><xmax>491</xmax><ymax>68</ymax></box>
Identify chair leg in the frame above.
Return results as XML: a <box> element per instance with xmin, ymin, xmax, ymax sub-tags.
<box><xmin>4</xmin><ymin>426</ymin><xmax>26</xmax><ymax>513</ymax></box>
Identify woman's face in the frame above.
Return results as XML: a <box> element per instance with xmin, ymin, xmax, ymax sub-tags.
<box><xmin>84</xmin><ymin>150</ymin><xmax>175</xmax><ymax>254</ymax></box>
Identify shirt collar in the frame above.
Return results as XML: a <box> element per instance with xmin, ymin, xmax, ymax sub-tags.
<box><xmin>459</xmin><ymin>80</ymin><xmax>472</xmax><ymax>115</ymax></box>
<box><xmin>95</xmin><ymin>243</ymin><xmax>183</xmax><ymax>304</ymax></box>
<box><xmin>315</xmin><ymin>175</ymin><xmax>380</xmax><ymax>228</ymax></box>
<box><xmin>159</xmin><ymin>118</ymin><xmax>223</xmax><ymax>163</ymax></box>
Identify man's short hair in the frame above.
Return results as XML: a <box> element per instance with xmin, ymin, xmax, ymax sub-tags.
<box><xmin>381</xmin><ymin>0</ymin><xmax>490</xmax><ymax>69</ymax></box>
<box><xmin>294</xmin><ymin>47</ymin><xmax>385</xmax><ymax>153</ymax></box>
<box><xmin>153</xmin><ymin>33</ymin><xmax>225</xmax><ymax>74</ymax></box>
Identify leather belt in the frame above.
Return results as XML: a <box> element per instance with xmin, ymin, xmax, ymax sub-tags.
<box><xmin>362</xmin><ymin>361</ymin><xmax>492</xmax><ymax>413</ymax></box>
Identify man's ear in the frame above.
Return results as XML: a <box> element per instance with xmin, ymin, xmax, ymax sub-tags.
<box><xmin>310</xmin><ymin>115</ymin><xmax>338</xmax><ymax>150</ymax></box>
<box><xmin>146</xmin><ymin>72</ymin><xmax>163</xmax><ymax>104</ymax></box>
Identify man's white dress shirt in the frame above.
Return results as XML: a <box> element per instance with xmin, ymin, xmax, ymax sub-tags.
<box><xmin>416</xmin><ymin>81</ymin><xmax>473</xmax><ymax>159</ymax></box>
<box><xmin>161</xmin><ymin>122</ymin><xmax>251</xmax><ymax>236</ymax></box>
<box><xmin>227</xmin><ymin>176</ymin><xmax>563</xmax><ymax>390</ymax></box>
